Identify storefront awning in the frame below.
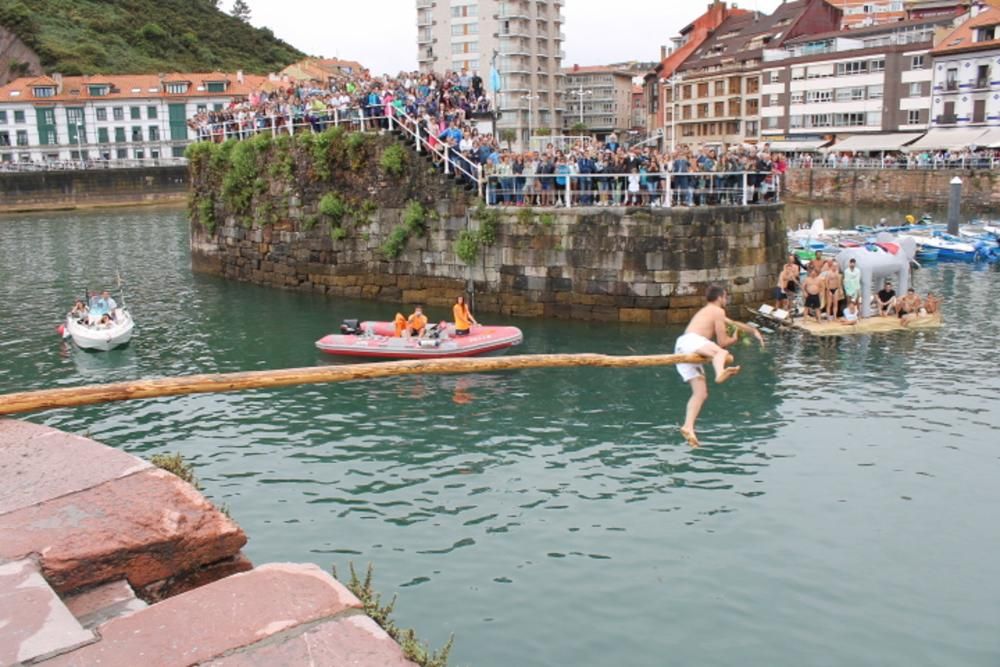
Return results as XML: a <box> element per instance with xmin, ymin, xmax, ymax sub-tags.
<box><xmin>975</xmin><ymin>127</ymin><xmax>1000</xmax><ymax>148</ymax></box>
<box><xmin>905</xmin><ymin>127</ymin><xmax>991</xmax><ymax>151</ymax></box>
<box><xmin>832</xmin><ymin>132</ymin><xmax>923</xmax><ymax>153</ymax></box>
<box><xmin>763</xmin><ymin>139</ymin><xmax>830</xmax><ymax>152</ymax></box>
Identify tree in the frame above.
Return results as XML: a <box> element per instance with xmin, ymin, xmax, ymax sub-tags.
<box><xmin>500</xmin><ymin>128</ymin><xmax>517</xmax><ymax>150</ymax></box>
<box><xmin>570</xmin><ymin>122</ymin><xmax>589</xmax><ymax>136</ymax></box>
<box><xmin>231</xmin><ymin>0</ymin><xmax>251</xmax><ymax>22</ymax></box>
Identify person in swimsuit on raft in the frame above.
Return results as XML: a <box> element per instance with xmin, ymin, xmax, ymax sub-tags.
<box><xmin>674</xmin><ymin>285</ymin><xmax>765</xmax><ymax>448</ymax></box>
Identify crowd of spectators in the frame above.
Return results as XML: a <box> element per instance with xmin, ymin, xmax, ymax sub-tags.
<box><xmin>187</xmin><ymin>67</ymin><xmax>790</xmax><ymax>207</ymax></box>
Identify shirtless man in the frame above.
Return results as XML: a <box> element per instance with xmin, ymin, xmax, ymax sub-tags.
<box><xmin>923</xmin><ymin>291</ymin><xmax>940</xmax><ymax>314</ymax></box>
<box><xmin>898</xmin><ymin>288</ymin><xmax>923</xmax><ymax>325</ymax></box>
<box><xmin>775</xmin><ymin>256</ymin><xmax>800</xmax><ymax>311</ymax></box>
<box><xmin>824</xmin><ymin>262</ymin><xmax>843</xmax><ymax>320</ymax></box>
<box><xmin>802</xmin><ymin>269</ymin><xmax>824</xmax><ymax>322</ymax></box>
<box><xmin>674</xmin><ymin>285</ymin><xmax>765</xmax><ymax>447</ymax></box>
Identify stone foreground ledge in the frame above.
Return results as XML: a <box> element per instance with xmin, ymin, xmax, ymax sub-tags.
<box><xmin>0</xmin><ymin>420</ymin><xmax>418</xmax><ymax>666</ymax></box>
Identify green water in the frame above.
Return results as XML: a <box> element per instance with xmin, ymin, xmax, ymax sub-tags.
<box><xmin>2</xmin><ymin>208</ymin><xmax>999</xmax><ymax>666</ymax></box>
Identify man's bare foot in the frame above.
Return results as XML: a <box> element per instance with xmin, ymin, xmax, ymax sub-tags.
<box><xmin>716</xmin><ymin>366</ymin><xmax>742</xmax><ymax>384</ymax></box>
<box><xmin>680</xmin><ymin>426</ymin><xmax>700</xmax><ymax>448</ymax></box>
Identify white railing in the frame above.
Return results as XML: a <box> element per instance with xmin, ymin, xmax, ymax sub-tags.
<box><xmin>0</xmin><ymin>157</ymin><xmax>189</xmax><ymax>172</ymax></box>
<box><xmin>791</xmin><ymin>156</ymin><xmax>1000</xmax><ymax>170</ymax></box>
<box><xmin>483</xmin><ymin>172</ymin><xmax>781</xmax><ymax>208</ymax></box>
<box><xmin>385</xmin><ymin>110</ymin><xmax>485</xmax><ymax>198</ymax></box>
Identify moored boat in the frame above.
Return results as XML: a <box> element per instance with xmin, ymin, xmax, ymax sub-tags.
<box><xmin>62</xmin><ymin>308</ymin><xmax>135</xmax><ymax>351</ymax></box>
<box><xmin>316</xmin><ymin>320</ymin><xmax>523</xmax><ymax>359</ymax></box>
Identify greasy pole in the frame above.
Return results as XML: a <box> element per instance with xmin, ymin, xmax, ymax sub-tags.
<box><xmin>0</xmin><ymin>353</ymin><xmax>714</xmax><ymax>416</ymax></box>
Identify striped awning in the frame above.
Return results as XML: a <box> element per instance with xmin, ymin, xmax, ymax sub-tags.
<box><xmin>762</xmin><ymin>139</ymin><xmax>830</xmax><ymax>152</ymax></box>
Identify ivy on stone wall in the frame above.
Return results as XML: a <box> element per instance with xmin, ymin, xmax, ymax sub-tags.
<box><xmin>379</xmin><ymin>144</ymin><xmax>406</xmax><ymax>178</ymax></box>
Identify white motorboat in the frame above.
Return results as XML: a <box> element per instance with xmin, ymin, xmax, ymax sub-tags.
<box><xmin>62</xmin><ymin>308</ymin><xmax>135</xmax><ymax>351</ymax></box>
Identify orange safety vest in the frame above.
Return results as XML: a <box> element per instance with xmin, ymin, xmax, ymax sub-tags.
<box><xmin>453</xmin><ymin>303</ymin><xmax>472</xmax><ymax>331</ymax></box>
<box><xmin>393</xmin><ymin>313</ymin><xmax>407</xmax><ymax>337</ymax></box>
<box><xmin>408</xmin><ymin>313</ymin><xmax>427</xmax><ymax>332</ymax></box>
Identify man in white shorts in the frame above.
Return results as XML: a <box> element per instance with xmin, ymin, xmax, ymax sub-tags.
<box><xmin>675</xmin><ymin>285</ymin><xmax>764</xmax><ymax>447</ymax></box>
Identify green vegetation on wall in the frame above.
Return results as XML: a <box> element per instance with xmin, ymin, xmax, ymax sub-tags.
<box><xmin>0</xmin><ymin>0</ymin><xmax>303</xmax><ymax>75</ymax></box>
<box><xmin>381</xmin><ymin>200</ymin><xmax>432</xmax><ymax>259</ymax></box>
<box><xmin>454</xmin><ymin>201</ymin><xmax>500</xmax><ymax>265</ymax></box>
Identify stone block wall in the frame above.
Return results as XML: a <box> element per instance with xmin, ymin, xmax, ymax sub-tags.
<box><xmin>783</xmin><ymin>167</ymin><xmax>1000</xmax><ymax>212</ymax></box>
<box><xmin>189</xmin><ymin>131</ymin><xmax>786</xmax><ymax>323</ymax></box>
<box><xmin>0</xmin><ymin>166</ymin><xmax>189</xmax><ymax>212</ymax></box>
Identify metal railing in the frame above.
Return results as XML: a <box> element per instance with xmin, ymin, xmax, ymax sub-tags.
<box><xmin>791</xmin><ymin>156</ymin><xmax>1000</xmax><ymax>170</ymax></box>
<box><xmin>0</xmin><ymin>157</ymin><xmax>189</xmax><ymax>172</ymax></box>
<box><xmin>483</xmin><ymin>172</ymin><xmax>780</xmax><ymax>208</ymax></box>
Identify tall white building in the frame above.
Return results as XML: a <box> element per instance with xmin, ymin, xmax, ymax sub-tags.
<box><xmin>416</xmin><ymin>0</ymin><xmax>565</xmax><ymax>146</ymax></box>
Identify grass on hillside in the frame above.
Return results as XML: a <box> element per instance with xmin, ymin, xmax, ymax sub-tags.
<box><xmin>0</xmin><ymin>0</ymin><xmax>304</xmax><ymax>75</ymax></box>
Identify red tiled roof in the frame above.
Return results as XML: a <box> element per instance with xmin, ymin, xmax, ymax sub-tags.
<box><xmin>932</xmin><ymin>7</ymin><xmax>1000</xmax><ymax>54</ymax></box>
<box><xmin>0</xmin><ymin>72</ymin><xmax>268</xmax><ymax>103</ymax></box>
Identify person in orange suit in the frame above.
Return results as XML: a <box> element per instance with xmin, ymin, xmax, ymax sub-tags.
<box><xmin>452</xmin><ymin>295</ymin><xmax>478</xmax><ymax>336</ymax></box>
<box><xmin>406</xmin><ymin>306</ymin><xmax>428</xmax><ymax>338</ymax></box>
<box><xmin>393</xmin><ymin>312</ymin><xmax>407</xmax><ymax>337</ymax></box>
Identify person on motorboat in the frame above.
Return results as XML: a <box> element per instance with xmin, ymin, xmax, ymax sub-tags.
<box><xmin>69</xmin><ymin>300</ymin><xmax>88</xmax><ymax>321</ymax></box>
<box><xmin>406</xmin><ymin>306</ymin><xmax>428</xmax><ymax>338</ymax></box>
<box><xmin>97</xmin><ymin>313</ymin><xmax>113</xmax><ymax>328</ymax></box>
<box><xmin>453</xmin><ymin>295</ymin><xmax>478</xmax><ymax>336</ymax></box>
<box><xmin>393</xmin><ymin>312</ymin><xmax>407</xmax><ymax>338</ymax></box>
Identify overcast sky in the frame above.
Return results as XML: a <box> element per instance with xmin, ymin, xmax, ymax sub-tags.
<box><xmin>248</xmin><ymin>0</ymin><xmax>786</xmax><ymax>74</ymax></box>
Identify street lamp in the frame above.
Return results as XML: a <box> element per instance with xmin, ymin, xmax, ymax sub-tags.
<box><xmin>569</xmin><ymin>86</ymin><xmax>592</xmax><ymax>127</ymax></box>
<box><xmin>521</xmin><ymin>94</ymin><xmax>538</xmax><ymax>150</ymax></box>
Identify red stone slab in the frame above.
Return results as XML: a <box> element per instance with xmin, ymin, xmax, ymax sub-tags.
<box><xmin>63</xmin><ymin>579</ymin><xmax>147</xmax><ymax>629</ymax></box>
<box><xmin>204</xmin><ymin>615</ymin><xmax>418</xmax><ymax>667</ymax></box>
<box><xmin>0</xmin><ymin>559</ymin><xmax>95</xmax><ymax>665</ymax></box>
<box><xmin>0</xmin><ymin>468</ymin><xmax>246</xmax><ymax>594</ymax></box>
<box><xmin>0</xmin><ymin>419</ymin><xmax>151</xmax><ymax>516</ymax></box>
<box><xmin>43</xmin><ymin>563</ymin><xmax>363</xmax><ymax>667</ymax></box>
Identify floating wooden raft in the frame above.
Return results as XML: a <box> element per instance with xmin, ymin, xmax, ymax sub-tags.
<box><xmin>793</xmin><ymin>313</ymin><xmax>943</xmax><ymax>337</ymax></box>
<box><xmin>0</xmin><ymin>352</ymin><xmax>718</xmax><ymax>416</ymax></box>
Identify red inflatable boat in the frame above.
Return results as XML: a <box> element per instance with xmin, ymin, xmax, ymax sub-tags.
<box><xmin>315</xmin><ymin>321</ymin><xmax>523</xmax><ymax>359</ymax></box>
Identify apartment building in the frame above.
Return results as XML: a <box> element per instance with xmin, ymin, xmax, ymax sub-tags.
<box><xmin>0</xmin><ymin>72</ymin><xmax>264</xmax><ymax>163</ymax></box>
<box><xmin>631</xmin><ymin>85</ymin><xmax>646</xmax><ymax>133</ymax></box>
<box><xmin>758</xmin><ymin>17</ymin><xmax>952</xmax><ymax>153</ymax></box>
<box><xmin>672</xmin><ymin>0</ymin><xmax>842</xmax><ymax>147</ymax></box>
<box><xmin>913</xmin><ymin>6</ymin><xmax>1000</xmax><ymax>148</ymax></box>
<box><xmin>561</xmin><ymin>65</ymin><xmax>635</xmax><ymax>138</ymax></box>
<box><xmin>416</xmin><ymin>0</ymin><xmax>565</xmax><ymax>146</ymax></box>
<box><xmin>643</xmin><ymin>1</ymin><xmax>747</xmax><ymax>141</ymax></box>
<box><xmin>830</xmin><ymin>0</ymin><xmax>908</xmax><ymax>28</ymax></box>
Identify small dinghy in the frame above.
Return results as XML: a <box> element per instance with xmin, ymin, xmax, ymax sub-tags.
<box><xmin>316</xmin><ymin>320</ymin><xmax>523</xmax><ymax>359</ymax></box>
<box><xmin>61</xmin><ymin>308</ymin><xmax>135</xmax><ymax>351</ymax></box>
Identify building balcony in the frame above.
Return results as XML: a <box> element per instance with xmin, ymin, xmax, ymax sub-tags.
<box><xmin>935</xmin><ymin>113</ymin><xmax>957</xmax><ymax>125</ymax></box>
<box><xmin>944</xmin><ymin>81</ymin><xmax>958</xmax><ymax>92</ymax></box>
<box><xmin>975</xmin><ymin>77</ymin><xmax>990</xmax><ymax>89</ymax></box>
<box><xmin>416</xmin><ymin>0</ymin><xmax>434</xmax><ymax>7</ymax></box>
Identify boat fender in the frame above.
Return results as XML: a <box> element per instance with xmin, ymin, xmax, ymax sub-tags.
<box><xmin>56</xmin><ymin>323</ymin><xmax>65</xmax><ymax>337</ymax></box>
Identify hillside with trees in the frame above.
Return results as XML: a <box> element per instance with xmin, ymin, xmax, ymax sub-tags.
<box><xmin>0</xmin><ymin>0</ymin><xmax>304</xmax><ymax>78</ymax></box>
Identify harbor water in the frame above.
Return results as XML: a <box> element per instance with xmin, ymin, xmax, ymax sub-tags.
<box><xmin>1</xmin><ymin>207</ymin><xmax>998</xmax><ymax>666</ymax></box>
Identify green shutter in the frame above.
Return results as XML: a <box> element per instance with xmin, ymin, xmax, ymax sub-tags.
<box><xmin>130</xmin><ymin>106</ymin><xmax>141</xmax><ymax>120</ymax></box>
<box><xmin>114</xmin><ymin>127</ymin><xmax>126</xmax><ymax>143</ymax></box>
<box><xmin>206</xmin><ymin>82</ymin><xmax>226</xmax><ymax>93</ymax></box>
<box><xmin>168</xmin><ymin>103</ymin><xmax>188</xmax><ymax>140</ymax></box>
<box><xmin>98</xmin><ymin>127</ymin><xmax>109</xmax><ymax>143</ymax></box>
<box><xmin>35</xmin><ymin>107</ymin><xmax>57</xmax><ymax>145</ymax></box>
<box><xmin>66</xmin><ymin>107</ymin><xmax>85</xmax><ymax>144</ymax></box>
<box><xmin>147</xmin><ymin>105</ymin><xmax>158</xmax><ymax>119</ymax></box>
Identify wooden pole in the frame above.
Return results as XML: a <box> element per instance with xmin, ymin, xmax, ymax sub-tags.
<box><xmin>0</xmin><ymin>353</ymin><xmax>712</xmax><ymax>416</ymax></box>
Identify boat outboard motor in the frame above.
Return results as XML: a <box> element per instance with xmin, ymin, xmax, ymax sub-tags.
<box><xmin>340</xmin><ymin>319</ymin><xmax>363</xmax><ymax>335</ymax></box>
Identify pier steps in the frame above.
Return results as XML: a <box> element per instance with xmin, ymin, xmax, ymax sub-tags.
<box><xmin>0</xmin><ymin>420</ymin><xmax>416</xmax><ymax>666</ymax></box>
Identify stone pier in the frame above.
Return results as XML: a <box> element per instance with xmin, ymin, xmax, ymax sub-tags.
<box><xmin>0</xmin><ymin>420</ymin><xmax>417</xmax><ymax>666</ymax></box>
